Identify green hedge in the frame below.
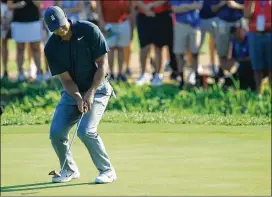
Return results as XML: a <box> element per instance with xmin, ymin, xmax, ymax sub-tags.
<box><xmin>1</xmin><ymin>79</ymin><xmax>271</xmax><ymax>125</ymax></box>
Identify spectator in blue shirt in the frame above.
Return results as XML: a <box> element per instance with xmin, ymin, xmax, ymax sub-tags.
<box><xmin>57</xmin><ymin>1</ymin><xmax>83</xmax><ymax>22</ymax></box>
<box><xmin>212</xmin><ymin>0</ymin><xmax>244</xmax><ymax>81</ymax></box>
<box><xmin>225</xmin><ymin>25</ymin><xmax>255</xmax><ymax>90</ymax></box>
<box><xmin>170</xmin><ymin>0</ymin><xmax>203</xmax><ymax>89</ymax></box>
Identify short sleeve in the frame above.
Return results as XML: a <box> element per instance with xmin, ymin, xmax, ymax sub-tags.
<box><xmin>88</xmin><ymin>24</ymin><xmax>110</xmax><ymax>60</ymax></box>
<box><xmin>44</xmin><ymin>44</ymin><xmax>67</xmax><ymax>76</ymax></box>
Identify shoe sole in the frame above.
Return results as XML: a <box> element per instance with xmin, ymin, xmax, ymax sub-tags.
<box><xmin>52</xmin><ymin>178</ymin><xmax>73</xmax><ymax>183</ymax></box>
<box><xmin>94</xmin><ymin>176</ymin><xmax>117</xmax><ymax>184</ymax></box>
<box><xmin>73</xmin><ymin>175</ymin><xmax>80</xmax><ymax>179</ymax></box>
<box><xmin>52</xmin><ymin>174</ymin><xmax>80</xmax><ymax>183</ymax></box>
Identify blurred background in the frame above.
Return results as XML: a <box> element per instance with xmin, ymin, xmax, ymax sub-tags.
<box><xmin>0</xmin><ymin>0</ymin><xmax>271</xmax><ymax>124</ymax></box>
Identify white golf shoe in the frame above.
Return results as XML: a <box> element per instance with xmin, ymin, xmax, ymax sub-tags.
<box><xmin>52</xmin><ymin>169</ymin><xmax>80</xmax><ymax>183</ymax></box>
<box><xmin>35</xmin><ymin>73</ymin><xmax>44</xmax><ymax>83</ymax></box>
<box><xmin>18</xmin><ymin>73</ymin><xmax>26</xmax><ymax>82</ymax></box>
<box><xmin>94</xmin><ymin>169</ymin><xmax>117</xmax><ymax>184</ymax></box>
<box><xmin>44</xmin><ymin>71</ymin><xmax>52</xmax><ymax>81</ymax></box>
<box><xmin>136</xmin><ymin>73</ymin><xmax>152</xmax><ymax>86</ymax></box>
<box><xmin>151</xmin><ymin>73</ymin><xmax>163</xmax><ymax>87</ymax></box>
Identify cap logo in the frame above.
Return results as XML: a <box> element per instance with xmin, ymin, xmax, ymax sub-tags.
<box><xmin>50</xmin><ymin>15</ymin><xmax>56</xmax><ymax>21</ymax></box>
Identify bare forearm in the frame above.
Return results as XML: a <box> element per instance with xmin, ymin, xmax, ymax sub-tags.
<box><xmin>68</xmin><ymin>6</ymin><xmax>83</xmax><ymax>13</ymax></box>
<box><xmin>61</xmin><ymin>79</ymin><xmax>82</xmax><ymax>101</ymax></box>
<box><xmin>244</xmin><ymin>1</ymin><xmax>255</xmax><ymax>19</ymax></box>
<box><xmin>33</xmin><ymin>1</ymin><xmax>41</xmax><ymax>9</ymax></box>
<box><xmin>188</xmin><ymin>3</ymin><xmax>203</xmax><ymax>10</ymax></box>
<box><xmin>149</xmin><ymin>0</ymin><xmax>167</xmax><ymax>8</ymax></box>
<box><xmin>89</xmin><ymin>0</ymin><xmax>97</xmax><ymax>11</ymax></box>
<box><xmin>172</xmin><ymin>6</ymin><xmax>190</xmax><ymax>13</ymax></box>
<box><xmin>7</xmin><ymin>0</ymin><xmax>25</xmax><ymax>10</ymax></box>
<box><xmin>228</xmin><ymin>1</ymin><xmax>244</xmax><ymax>10</ymax></box>
<box><xmin>68</xmin><ymin>7</ymin><xmax>81</xmax><ymax>13</ymax></box>
<box><xmin>212</xmin><ymin>1</ymin><xmax>226</xmax><ymax>13</ymax></box>
<box><xmin>96</xmin><ymin>1</ymin><xmax>105</xmax><ymax>27</ymax></box>
<box><xmin>135</xmin><ymin>0</ymin><xmax>147</xmax><ymax>10</ymax></box>
<box><xmin>88</xmin><ymin>55</ymin><xmax>108</xmax><ymax>94</ymax></box>
<box><xmin>89</xmin><ymin>67</ymin><xmax>106</xmax><ymax>94</ymax></box>
<box><xmin>173</xmin><ymin>3</ymin><xmax>202</xmax><ymax>13</ymax></box>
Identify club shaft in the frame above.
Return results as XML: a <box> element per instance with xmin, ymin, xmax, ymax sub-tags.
<box><xmin>60</xmin><ymin>113</ymin><xmax>84</xmax><ymax>173</ymax></box>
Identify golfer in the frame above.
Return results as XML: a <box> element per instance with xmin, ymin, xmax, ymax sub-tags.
<box><xmin>44</xmin><ymin>6</ymin><xmax>116</xmax><ymax>184</ymax></box>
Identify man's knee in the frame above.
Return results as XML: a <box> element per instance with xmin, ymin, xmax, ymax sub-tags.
<box><xmin>50</xmin><ymin>125</ymin><xmax>67</xmax><ymax>141</ymax></box>
<box><xmin>77</xmin><ymin>126</ymin><xmax>98</xmax><ymax>139</ymax></box>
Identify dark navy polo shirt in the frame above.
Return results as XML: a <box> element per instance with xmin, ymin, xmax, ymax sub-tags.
<box><xmin>44</xmin><ymin>20</ymin><xmax>109</xmax><ymax>92</ymax></box>
<box><xmin>217</xmin><ymin>0</ymin><xmax>244</xmax><ymax>22</ymax></box>
<box><xmin>200</xmin><ymin>0</ymin><xmax>220</xmax><ymax>19</ymax></box>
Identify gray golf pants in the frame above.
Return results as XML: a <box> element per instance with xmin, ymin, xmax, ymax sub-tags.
<box><xmin>50</xmin><ymin>82</ymin><xmax>114</xmax><ymax>174</ymax></box>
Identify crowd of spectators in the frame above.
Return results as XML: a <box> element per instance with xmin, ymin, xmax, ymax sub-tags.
<box><xmin>1</xmin><ymin>0</ymin><xmax>271</xmax><ymax>93</ymax></box>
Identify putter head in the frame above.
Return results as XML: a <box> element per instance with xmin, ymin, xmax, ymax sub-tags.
<box><xmin>48</xmin><ymin>170</ymin><xmax>61</xmax><ymax>178</ymax></box>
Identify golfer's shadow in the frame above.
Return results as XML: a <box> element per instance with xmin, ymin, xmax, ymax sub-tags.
<box><xmin>1</xmin><ymin>181</ymin><xmax>96</xmax><ymax>192</ymax></box>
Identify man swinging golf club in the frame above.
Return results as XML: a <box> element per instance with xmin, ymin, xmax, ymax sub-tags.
<box><xmin>44</xmin><ymin>6</ymin><xmax>117</xmax><ymax>184</ymax></box>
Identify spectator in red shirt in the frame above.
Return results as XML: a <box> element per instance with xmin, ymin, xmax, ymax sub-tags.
<box><xmin>97</xmin><ymin>0</ymin><xmax>134</xmax><ymax>82</ymax></box>
<box><xmin>135</xmin><ymin>0</ymin><xmax>172</xmax><ymax>87</ymax></box>
<box><xmin>244</xmin><ymin>0</ymin><xmax>272</xmax><ymax>93</ymax></box>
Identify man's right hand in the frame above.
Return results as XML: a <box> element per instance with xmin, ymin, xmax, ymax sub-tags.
<box><xmin>76</xmin><ymin>97</ymin><xmax>88</xmax><ymax>113</ymax></box>
<box><xmin>58</xmin><ymin>72</ymin><xmax>88</xmax><ymax>114</ymax></box>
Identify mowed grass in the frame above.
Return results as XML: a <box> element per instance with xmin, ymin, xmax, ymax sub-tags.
<box><xmin>1</xmin><ymin>123</ymin><xmax>271</xmax><ymax>196</ymax></box>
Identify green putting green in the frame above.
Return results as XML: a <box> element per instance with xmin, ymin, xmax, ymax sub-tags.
<box><xmin>1</xmin><ymin>123</ymin><xmax>271</xmax><ymax>196</ymax></box>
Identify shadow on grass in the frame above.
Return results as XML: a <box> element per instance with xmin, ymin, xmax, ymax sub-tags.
<box><xmin>1</xmin><ymin>181</ymin><xmax>96</xmax><ymax>193</ymax></box>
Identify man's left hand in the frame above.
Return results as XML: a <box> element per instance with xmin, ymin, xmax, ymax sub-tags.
<box><xmin>83</xmin><ymin>91</ymin><xmax>95</xmax><ymax>112</ymax></box>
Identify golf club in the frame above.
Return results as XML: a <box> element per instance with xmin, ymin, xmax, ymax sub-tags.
<box><xmin>49</xmin><ymin>112</ymin><xmax>85</xmax><ymax>178</ymax></box>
